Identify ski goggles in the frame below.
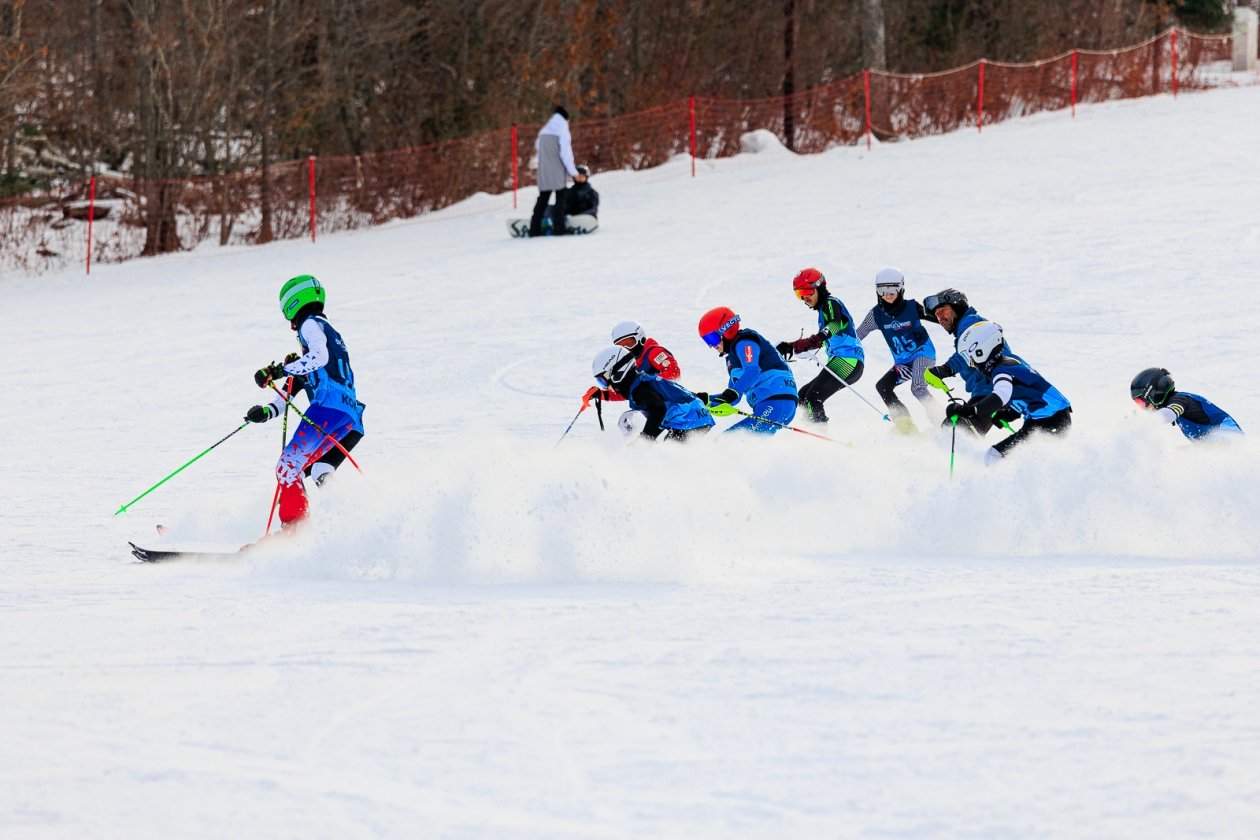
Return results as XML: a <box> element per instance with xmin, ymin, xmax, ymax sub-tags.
<box><xmin>702</xmin><ymin>316</ymin><xmax>740</xmax><ymax>347</ymax></box>
<box><xmin>876</xmin><ymin>284</ymin><xmax>902</xmax><ymax>296</ymax></box>
<box><xmin>701</xmin><ymin>330</ymin><xmax>724</xmax><ymax>347</ymax></box>
<box><xmin>794</xmin><ymin>287</ymin><xmax>819</xmax><ymax>300</ymax></box>
<box><xmin>595</xmin><ymin>373</ymin><xmax>614</xmax><ymax>388</ymax></box>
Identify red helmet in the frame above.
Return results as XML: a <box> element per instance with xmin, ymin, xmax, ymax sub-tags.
<box><xmin>792</xmin><ymin>268</ymin><xmax>826</xmax><ymax>299</ymax></box>
<box><xmin>698</xmin><ymin>306</ymin><xmax>740</xmax><ymax>348</ymax></box>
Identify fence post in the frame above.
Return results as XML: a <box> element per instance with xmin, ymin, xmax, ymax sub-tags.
<box><xmin>689</xmin><ymin>96</ymin><xmax>697</xmax><ymax>178</ymax></box>
<box><xmin>307</xmin><ymin>155</ymin><xmax>316</xmax><ymax>243</ymax></box>
<box><xmin>86</xmin><ymin>175</ymin><xmax>96</xmax><ymax>275</ymax></box>
<box><xmin>1071</xmin><ymin>50</ymin><xmax>1078</xmax><ymax>117</ymax></box>
<box><xmin>1171</xmin><ymin>28</ymin><xmax>1178</xmax><ymax>98</ymax></box>
<box><xmin>511</xmin><ymin>123</ymin><xmax>518</xmax><ymax>208</ymax></box>
<box><xmin>863</xmin><ymin>69</ymin><xmax>872</xmax><ymax>150</ymax></box>
<box><xmin>977</xmin><ymin>60</ymin><xmax>985</xmax><ymax>133</ymax></box>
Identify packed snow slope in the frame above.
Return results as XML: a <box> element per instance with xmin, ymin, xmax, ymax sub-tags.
<box><xmin>4</xmin><ymin>85</ymin><xmax>1260</xmax><ymax>837</ymax></box>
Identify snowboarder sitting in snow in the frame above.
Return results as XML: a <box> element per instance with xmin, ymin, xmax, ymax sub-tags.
<box><xmin>774</xmin><ymin>268</ymin><xmax>863</xmax><ymax>424</ymax></box>
<box><xmin>582</xmin><ymin>319</ymin><xmax>680</xmax><ymax>409</ymax></box>
<box><xmin>943</xmin><ymin>321</ymin><xmax>1071</xmax><ymax>464</ymax></box>
<box><xmin>921</xmin><ymin>287</ymin><xmax>1021</xmax><ymax>431</ymax></box>
<box><xmin>854</xmin><ymin>267</ymin><xmax>938</xmax><ymax>434</ymax></box>
<box><xmin>1130</xmin><ymin>367</ymin><xmax>1242</xmax><ymax>441</ymax></box>
<box><xmin>698</xmin><ymin>306</ymin><xmax>798</xmax><ymax>434</ymax></box>
<box><xmin>563</xmin><ymin>164</ymin><xmax>599</xmax><ymax>224</ymax></box>
<box><xmin>591</xmin><ymin>345</ymin><xmax>712</xmax><ymax>442</ymax></box>
<box><xmin>245</xmin><ymin>274</ymin><xmax>365</xmax><ymax>525</ymax></box>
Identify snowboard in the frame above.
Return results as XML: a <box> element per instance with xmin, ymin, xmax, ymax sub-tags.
<box><xmin>507</xmin><ymin>214</ymin><xmax>599</xmax><ymax>238</ymax></box>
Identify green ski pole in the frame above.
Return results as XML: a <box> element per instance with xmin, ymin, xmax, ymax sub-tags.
<box><xmin>115</xmin><ymin>420</ymin><xmax>250</xmax><ymax>515</ymax></box>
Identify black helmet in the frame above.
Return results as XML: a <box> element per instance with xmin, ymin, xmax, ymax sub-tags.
<box><xmin>924</xmin><ymin>288</ymin><xmax>967</xmax><ymax>313</ymax></box>
<box><xmin>576</xmin><ymin>164</ymin><xmax>591</xmax><ymax>177</ymax></box>
<box><xmin>1131</xmin><ymin>367</ymin><xmax>1175</xmax><ymax>408</ymax></box>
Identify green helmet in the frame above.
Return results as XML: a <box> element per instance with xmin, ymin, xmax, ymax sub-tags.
<box><xmin>279</xmin><ymin>274</ymin><xmax>325</xmax><ymax>321</ymax></box>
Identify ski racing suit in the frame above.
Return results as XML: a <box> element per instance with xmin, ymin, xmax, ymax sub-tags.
<box><xmin>707</xmin><ymin>328</ymin><xmax>798</xmax><ymax>434</ymax></box>
<box><xmin>1155</xmin><ymin>392</ymin><xmax>1243</xmax><ymax>441</ymax></box>
<box><xmin>961</xmin><ymin>355</ymin><xmax>1071</xmax><ymax>464</ymax></box>
<box><xmin>623</xmin><ymin>371</ymin><xmax>714</xmax><ymax>441</ymax></box>
<box><xmin>261</xmin><ymin>314</ymin><xmax>365</xmax><ymax>520</ymax></box>
<box><xmin>855</xmin><ymin>296</ymin><xmax>936</xmax><ymax>420</ymax></box>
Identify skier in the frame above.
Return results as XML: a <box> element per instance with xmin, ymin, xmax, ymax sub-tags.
<box><xmin>945</xmin><ymin>321</ymin><xmax>1071</xmax><ymax>464</ymax></box>
<box><xmin>922</xmin><ymin>287</ymin><xmax>1021</xmax><ymax>429</ymax></box>
<box><xmin>1130</xmin><ymin>367</ymin><xmax>1243</xmax><ymax>441</ymax></box>
<box><xmin>245</xmin><ymin>274</ymin><xmax>365</xmax><ymax>525</ymax></box>
<box><xmin>773</xmin><ymin>268</ymin><xmax>864</xmax><ymax>423</ymax></box>
<box><xmin>853</xmin><ymin>267</ymin><xmax>938</xmax><ymax>433</ymax></box>
<box><xmin>698</xmin><ymin>306</ymin><xmax>798</xmax><ymax>434</ymax></box>
<box><xmin>591</xmin><ymin>346</ymin><xmax>713</xmax><ymax>441</ymax></box>
<box><xmin>582</xmin><ymin>320</ymin><xmax>681</xmax><ymax>408</ymax></box>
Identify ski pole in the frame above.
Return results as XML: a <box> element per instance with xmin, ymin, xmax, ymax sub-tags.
<box><xmin>949</xmin><ymin>416</ymin><xmax>958</xmax><ymax>479</ymax></box>
<box><xmin>115</xmin><ymin>420</ymin><xmax>249</xmax><ymax>515</ymax></box>
<box><xmin>815</xmin><ymin>359</ymin><xmax>889</xmax><ymax>421</ymax></box>
<box><xmin>708</xmin><ymin>403</ymin><xmax>853</xmax><ymax>446</ymax></box>
<box><xmin>265</xmin><ymin>378</ymin><xmax>295</xmax><ymax>535</ymax></box>
<box><xmin>267</xmin><ymin>382</ymin><xmax>363</xmax><ymax>472</ymax></box>
<box><xmin>556</xmin><ymin>404</ymin><xmax>586</xmax><ymax>447</ymax></box>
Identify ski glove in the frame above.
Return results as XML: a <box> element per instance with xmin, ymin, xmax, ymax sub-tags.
<box><xmin>944</xmin><ymin>402</ymin><xmax>975</xmax><ymax>421</ymax></box>
<box><xmin>792</xmin><ymin>336</ymin><xmax>819</xmax><ymax>355</ymax></box>
<box><xmin>923</xmin><ymin>368</ymin><xmax>950</xmax><ymax>393</ymax></box>
<box><xmin>245</xmin><ymin>404</ymin><xmax>277</xmax><ymax>423</ymax></box>
<box><xmin>775</xmin><ymin>341</ymin><xmax>795</xmax><ymax>360</ymax></box>
<box><xmin>581</xmin><ymin>386</ymin><xmax>606</xmax><ymax>410</ymax></box>
<box><xmin>697</xmin><ymin>390</ymin><xmax>737</xmax><ymax>407</ymax></box>
<box><xmin>255</xmin><ymin>361</ymin><xmax>286</xmax><ymax>388</ymax></box>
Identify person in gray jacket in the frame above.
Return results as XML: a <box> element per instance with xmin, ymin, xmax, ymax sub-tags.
<box><xmin>529</xmin><ymin>105</ymin><xmax>579</xmax><ymax>237</ymax></box>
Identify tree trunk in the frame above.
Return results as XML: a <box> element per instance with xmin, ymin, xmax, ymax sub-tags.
<box><xmin>783</xmin><ymin>0</ymin><xmax>795</xmax><ymax>152</ymax></box>
<box><xmin>134</xmin><ymin>0</ymin><xmax>180</xmax><ymax>255</ymax></box>
<box><xmin>862</xmin><ymin>0</ymin><xmax>887</xmax><ymax>71</ymax></box>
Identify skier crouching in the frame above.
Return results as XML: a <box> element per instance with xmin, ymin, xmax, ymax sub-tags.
<box><xmin>245</xmin><ymin>275</ymin><xmax>366</xmax><ymax>525</ymax></box>
<box><xmin>590</xmin><ymin>345</ymin><xmax>713</xmax><ymax>442</ymax></box>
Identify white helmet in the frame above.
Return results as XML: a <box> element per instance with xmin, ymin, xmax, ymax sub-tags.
<box><xmin>957</xmin><ymin>321</ymin><xmax>1004</xmax><ymax>368</ymax></box>
<box><xmin>610</xmin><ymin>320</ymin><xmax>645</xmax><ymax>347</ymax></box>
<box><xmin>618</xmin><ymin>409</ymin><xmax>647</xmax><ymax>437</ymax></box>
<box><xmin>875</xmin><ymin>267</ymin><xmax>905</xmax><ymax>295</ymax></box>
<box><xmin>592</xmin><ymin>345</ymin><xmax>637</xmax><ymax>387</ymax></box>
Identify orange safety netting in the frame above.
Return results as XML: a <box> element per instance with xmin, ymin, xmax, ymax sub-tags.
<box><xmin>0</xmin><ymin>28</ymin><xmax>1239</xmax><ymax>273</ymax></box>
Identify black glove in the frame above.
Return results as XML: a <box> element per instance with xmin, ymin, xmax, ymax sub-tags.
<box><xmin>694</xmin><ymin>392</ymin><xmax>708</xmax><ymax>406</ymax></box>
<box><xmin>254</xmin><ymin>361</ymin><xmax>286</xmax><ymax>388</ymax></box>
<box><xmin>945</xmin><ymin>402</ymin><xmax>975</xmax><ymax>421</ymax></box>
<box><xmin>712</xmin><ymin>388</ymin><xmax>738</xmax><ymax>405</ymax></box>
<box><xmin>284</xmin><ymin>351</ymin><xmax>300</xmax><ymax>365</ymax></box>
<box><xmin>994</xmin><ymin>405</ymin><xmax>1020</xmax><ymax>424</ymax></box>
<box><xmin>775</xmin><ymin>341</ymin><xmax>795</xmax><ymax>360</ymax></box>
<box><xmin>245</xmin><ymin>404</ymin><xmax>276</xmax><ymax>423</ymax></box>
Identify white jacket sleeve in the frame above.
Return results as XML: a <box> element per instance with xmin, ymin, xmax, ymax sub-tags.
<box><xmin>282</xmin><ymin>319</ymin><xmax>330</xmax><ymax>377</ymax></box>
<box><xmin>558</xmin><ymin>122</ymin><xmax>578</xmax><ymax>177</ymax></box>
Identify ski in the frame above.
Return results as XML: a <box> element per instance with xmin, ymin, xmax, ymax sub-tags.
<box><xmin>128</xmin><ymin>541</ymin><xmax>247</xmax><ymax>563</ymax></box>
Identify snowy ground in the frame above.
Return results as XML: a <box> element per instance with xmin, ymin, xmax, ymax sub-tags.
<box><xmin>4</xmin><ymin>84</ymin><xmax>1260</xmax><ymax>837</ymax></box>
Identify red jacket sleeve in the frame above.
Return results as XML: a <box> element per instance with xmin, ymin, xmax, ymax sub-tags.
<box><xmin>642</xmin><ymin>345</ymin><xmax>681</xmax><ymax>380</ymax></box>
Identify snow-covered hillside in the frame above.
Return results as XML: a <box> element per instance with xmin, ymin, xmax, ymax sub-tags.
<box><xmin>4</xmin><ymin>85</ymin><xmax>1259</xmax><ymax>837</ymax></box>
